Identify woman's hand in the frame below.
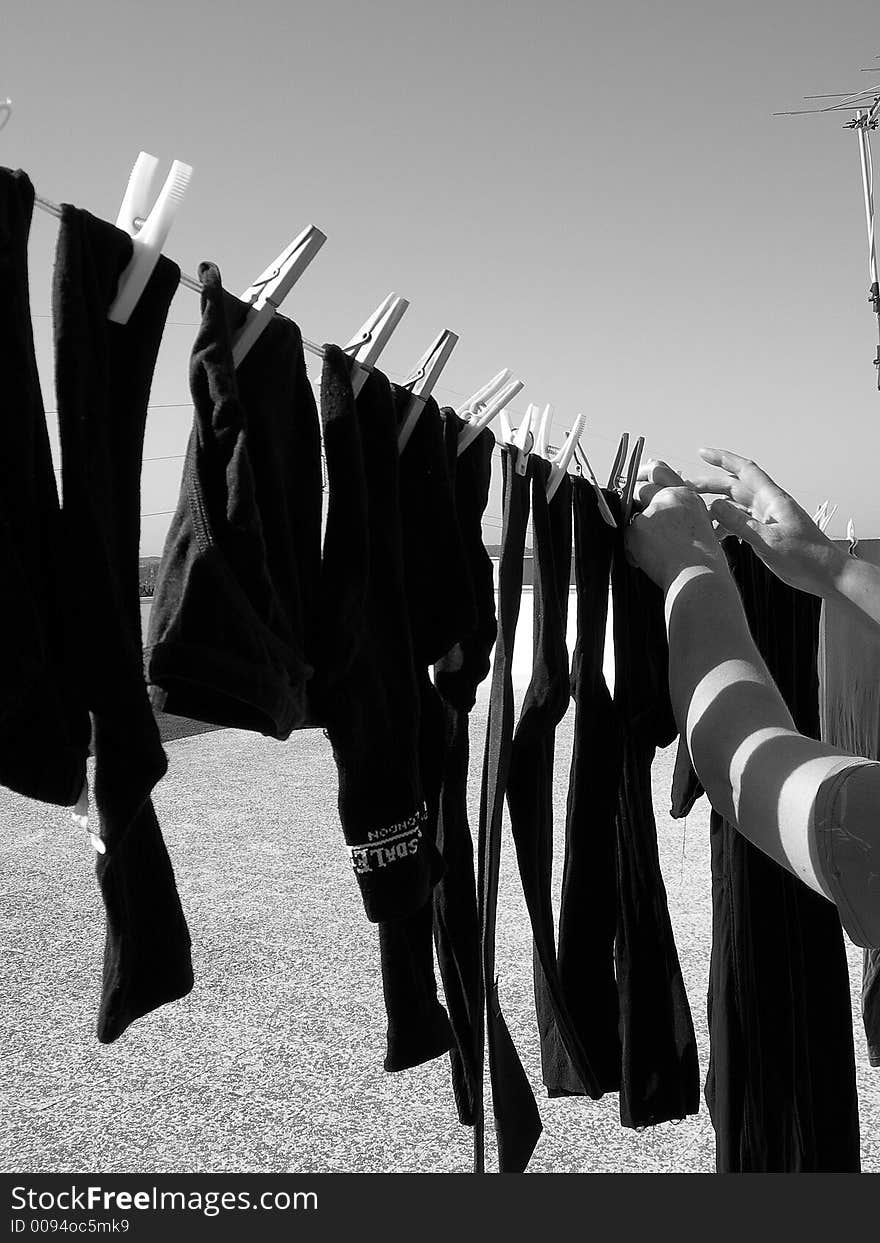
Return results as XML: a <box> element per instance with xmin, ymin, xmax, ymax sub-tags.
<box><xmin>686</xmin><ymin>448</ymin><xmax>846</xmax><ymax>599</ymax></box>
<box><xmin>625</xmin><ymin>460</ymin><xmax>730</xmax><ymax>591</ymax></box>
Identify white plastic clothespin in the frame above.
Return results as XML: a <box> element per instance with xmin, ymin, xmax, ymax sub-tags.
<box><xmin>621</xmin><ymin>436</ymin><xmax>645</xmax><ymax>524</ymax></box>
<box><xmin>456</xmin><ymin>369</ymin><xmax>512</xmax><ymax>418</ymax></box>
<box><xmin>342</xmin><ymin>293</ymin><xmax>409</xmax><ymax>397</ymax></box>
<box><xmin>108</xmin><ymin>152</ymin><xmax>193</xmax><ymax>324</ymax></box>
<box><xmin>397</xmin><ymin>329</ymin><xmax>459</xmax><ymax>452</ymax></box>
<box><xmin>812</xmin><ymin>499</ymin><xmax>829</xmax><ymax>527</ymax></box>
<box><xmin>534</xmin><ymin>403</ymin><xmax>554</xmax><ymax>459</ymax></box>
<box><xmin>607</xmin><ymin>432</ymin><xmax>630</xmax><ymax>490</ymax></box>
<box><xmin>232</xmin><ymin>225</ymin><xmax>327</xmax><ymax>367</ymax></box>
<box><xmin>546</xmin><ymin>413</ymin><xmax>587</xmax><ymax>500</ymax></box>
<box><xmin>573</xmin><ymin>443</ymin><xmax>617</xmax><ymax>527</ymax></box>
<box><xmin>0</xmin><ymin>98</ymin><xmax>12</xmax><ymax>133</ymax></box>
<box><xmin>457</xmin><ymin>379</ymin><xmax>524</xmax><ymax>454</ymax></box>
<box><xmin>498</xmin><ymin>406</ymin><xmax>514</xmax><ymax>444</ymax></box>
<box><xmin>512</xmin><ymin>404</ymin><xmax>536</xmax><ymax>476</ymax></box>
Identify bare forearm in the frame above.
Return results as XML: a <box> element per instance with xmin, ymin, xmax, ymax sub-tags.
<box><xmin>663</xmin><ymin>565</ymin><xmax>849</xmax><ymax>892</ymax></box>
<box><xmin>828</xmin><ymin>555</ymin><xmax>880</xmax><ymax>636</ymax></box>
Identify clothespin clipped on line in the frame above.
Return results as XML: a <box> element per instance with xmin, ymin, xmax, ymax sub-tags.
<box><xmin>341</xmin><ymin>293</ymin><xmax>409</xmax><ymax>397</ymax></box>
<box><xmin>573</xmin><ymin>443</ymin><xmax>618</xmax><ymax>528</ymax></box>
<box><xmin>109</xmin><ymin>152</ymin><xmax>193</xmax><ymax>324</ymax></box>
<box><xmin>457</xmin><ymin>379</ymin><xmax>525</xmax><ymax>455</ymax></box>
<box><xmin>511</xmin><ymin>404</ymin><xmax>536</xmax><ymax>476</ymax></box>
<box><xmin>607</xmin><ymin>432</ymin><xmax>630</xmax><ymax>490</ymax></box>
<box><xmin>533</xmin><ymin>403</ymin><xmax>554</xmax><ymax>459</ymax></box>
<box><xmin>546</xmin><ymin>413</ymin><xmax>586</xmax><ymax>500</ymax></box>
<box><xmin>0</xmin><ymin>98</ymin><xmax>11</xmax><ymax>133</ymax></box>
<box><xmin>397</xmin><ymin>329</ymin><xmax>459</xmax><ymax>452</ymax></box>
<box><xmin>456</xmin><ymin>369</ymin><xmax>513</xmax><ymax>418</ymax></box>
<box><xmin>620</xmin><ymin>436</ymin><xmax>645</xmax><ymax>525</ymax></box>
<box><xmin>812</xmin><ymin>498</ymin><xmax>829</xmax><ymax>527</ymax></box>
<box><xmin>232</xmin><ymin>225</ymin><xmax>327</xmax><ymax>367</ymax></box>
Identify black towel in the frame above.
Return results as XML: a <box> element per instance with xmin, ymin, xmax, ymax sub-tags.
<box><xmin>53</xmin><ymin>204</ymin><xmax>193</xmax><ymax>1042</ymax></box>
<box><xmin>146</xmin><ymin>262</ymin><xmax>322</xmax><ymax>737</ymax></box>
<box><xmin>0</xmin><ymin>167</ymin><xmax>89</xmax><ymax>806</ymax></box>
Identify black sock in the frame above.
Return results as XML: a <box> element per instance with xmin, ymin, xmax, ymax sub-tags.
<box><xmin>146</xmin><ymin>263</ymin><xmax>320</xmax><ymax>736</ymax></box>
<box><xmin>379</xmin><ymin>391</ymin><xmax>473</xmax><ymax>1073</ymax></box>
<box><xmin>0</xmin><ymin>168</ymin><xmax>89</xmax><ymax>806</ymax></box>
<box><xmin>313</xmin><ymin>349</ymin><xmax>435</xmax><ymax>923</ymax></box>
<box><xmin>53</xmin><ymin>205</ymin><xmax>193</xmax><ymax>1042</ymax></box>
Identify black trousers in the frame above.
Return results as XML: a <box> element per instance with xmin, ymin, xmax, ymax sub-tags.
<box><xmin>53</xmin><ymin>205</ymin><xmax>193</xmax><ymax>1043</ymax></box>
<box><xmin>477</xmin><ymin>447</ymin><xmax>542</xmax><ymax>1173</ymax></box>
<box><xmin>611</xmin><ymin>527</ymin><xmax>700</xmax><ymax>1128</ymax></box>
<box><xmin>550</xmin><ymin>480</ymin><xmax>622</xmax><ymax>1096</ymax></box>
<box><xmin>672</xmin><ymin>539</ymin><xmax>860</xmax><ymax>1171</ymax></box>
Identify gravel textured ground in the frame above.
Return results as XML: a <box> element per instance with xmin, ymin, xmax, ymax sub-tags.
<box><xmin>2</xmin><ymin>599</ymin><xmax>879</xmax><ymax>1173</ymax></box>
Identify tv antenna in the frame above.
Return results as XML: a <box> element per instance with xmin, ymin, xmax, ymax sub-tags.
<box><xmin>775</xmin><ymin>58</ymin><xmax>880</xmax><ymax>387</ymax></box>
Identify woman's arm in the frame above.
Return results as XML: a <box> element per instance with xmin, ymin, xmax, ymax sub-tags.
<box><xmin>628</xmin><ymin>468</ymin><xmax>880</xmax><ymax>925</ymax></box>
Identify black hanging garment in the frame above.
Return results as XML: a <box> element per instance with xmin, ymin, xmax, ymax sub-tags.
<box><xmin>433</xmin><ymin>412</ymin><xmax>497</xmax><ymax>1127</ymax></box>
<box><xmin>312</xmin><ymin>349</ymin><xmax>441</xmax><ymax>928</ymax></box>
<box><xmin>548</xmin><ymin>479</ymin><xmax>622</xmax><ymax>1096</ymax></box>
<box><xmin>611</xmin><ymin>527</ymin><xmax>701</xmax><ymax>1128</ymax></box>
<box><xmin>507</xmin><ymin>460</ymin><xmax>602</xmax><ymax>1099</ymax></box>
<box><xmin>477</xmin><ymin>446</ymin><xmax>542</xmax><ymax>1173</ymax></box>
<box><xmin>146</xmin><ymin>262</ymin><xmax>322</xmax><ymax>737</ymax></box>
<box><xmin>375</xmin><ymin>388</ymin><xmax>473</xmax><ymax>1073</ymax></box>
<box><xmin>53</xmin><ymin>205</ymin><xmax>193</xmax><ymax>1042</ymax></box>
<box><xmin>0</xmin><ymin>168</ymin><xmax>89</xmax><ymax>806</ymax></box>
<box><xmin>670</xmin><ymin>539</ymin><xmax>860</xmax><ymax>1172</ymax></box>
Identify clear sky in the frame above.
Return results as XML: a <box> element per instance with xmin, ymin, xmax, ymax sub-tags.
<box><xmin>3</xmin><ymin>0</ymin><xmax>880</xmax><ymax>552</ymax></box>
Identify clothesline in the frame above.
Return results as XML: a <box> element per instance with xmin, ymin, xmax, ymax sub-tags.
<box><xmin>32</xmin><ymin>192</ymin><xmax>327</xmax><ymax>360</ymax></box>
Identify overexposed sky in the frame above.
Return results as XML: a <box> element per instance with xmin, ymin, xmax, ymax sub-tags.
<box><xmin>3</xmin><ymin>0</ymin><xmax>880</xmax><ymax>551</ymax></box>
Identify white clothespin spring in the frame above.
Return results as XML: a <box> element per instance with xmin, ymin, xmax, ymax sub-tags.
<box><xmin>108</xmin><ymin>152</ymin><xmax>193</xmax><ymax>325</ymax></box>
<box><xmin>456</xmin><ymin>369</ymin><xmax>512</xmax><ymax>418</ymax></box>
<box><xmin>546</xmin><ymin>413</ymin><xmax>587</xmax><ymax>501</ymax></box>
<box><xmin>512</xmin><ymin>405</ymin><xmax>536</xmax><ymax>476</ymax></box>
<box><xmin>457</xmin><ymin>379</ymin><xmax>524</xmax><ymax>455</ymax></box>
<box><xmin>232</xmin><ymin>225</ymin><xmax>327</xmax><ymax>368</ymax></box>
<box><xmin>397</xmin><ymin>329</ymin><xmax>459</xmax><ymax>452</ymax></box>
<box><xmin>342</xmin><ymin>293</ymin><xmax>409</xmax><ymax>397</ymax></box>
